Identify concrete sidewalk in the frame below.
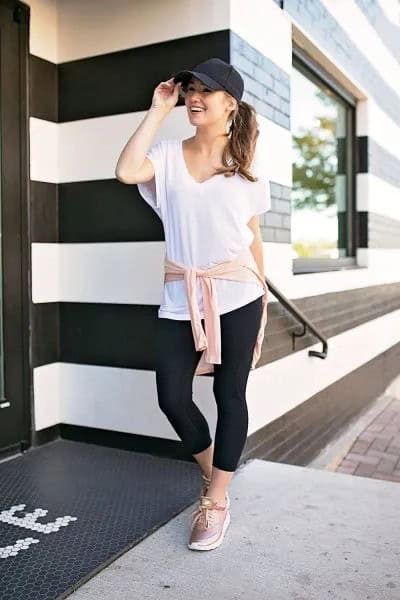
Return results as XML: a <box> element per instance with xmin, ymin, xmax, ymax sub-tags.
<box><xmin>68</xmin><ymin>458</ymin><xmax>399</xmax><ymax>600</ymax></box>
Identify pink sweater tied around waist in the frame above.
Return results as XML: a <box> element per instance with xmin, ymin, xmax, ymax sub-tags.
<box><xmin>163</xmin><ymin>247</ymin><xmax>268</xmax><ymax>375</ymax></box>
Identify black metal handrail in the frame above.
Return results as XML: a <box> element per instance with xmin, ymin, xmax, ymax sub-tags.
<box><xmin>265</xmin><ymin>275</ymin><xmax>328</xmax><ymax>359</ymax></box>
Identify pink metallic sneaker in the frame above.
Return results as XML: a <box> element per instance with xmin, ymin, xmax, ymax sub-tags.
<box><xmin>200</xmin><ymin>473</ymin><xmax>230</xmax><ymax>509</ymax></box>
<box><xmin>188</xmin><ymin>495</ymin><xmax>231</xmax><ymax>551</ymax></box>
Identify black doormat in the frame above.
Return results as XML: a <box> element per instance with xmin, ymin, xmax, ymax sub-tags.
<box><xmin>0</xmin><ymin>439</ymin><xmax>201</xmax><ymax>600</ymax></box>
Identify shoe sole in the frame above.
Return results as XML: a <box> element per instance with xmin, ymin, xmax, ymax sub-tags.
<box><xmin>187</xmin><ymin>510</ymin><xmax>231</xmax><ymax>551</ymax></box>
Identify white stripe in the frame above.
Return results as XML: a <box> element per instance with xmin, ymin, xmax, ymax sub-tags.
<box><xmin>30</xmin><ymin>109</ymin><xmax>292</xmax><ymax>186</ymax></box>
<box><xmin>357</xmin><ymin>248</ymin><xmax>400</xmax><ymax>270</ymax></box>
<box><xmin>29</xmin><ymin>0</ymin><xmax>230</xmax><ymax>63</ymax></box>
<box><xmin>32</xmin><ymin>241</ymin><xmax>400</xmax><ymax>305</ymax></box>
<box><xmin>32</xmin><ymin>243</ymin><xmax>60</xmax><ymax>302</ymax></box>
<box><xmin>33</xmin><ymin>363</ymin><xmax>62</xmax><ymax>431</ymax></box>
<box><xmin>231</xmin><ymin>0</ymin><xmax>292</xmax><ymax>75</ymax></box>
<box><xmin>267</xmin><ymin>244</ymin><xmax>400</xmax><ymax>298</ymax></box>
<box><xmin>30</xmin><ymin>118</ymin><xmax>59</xmax><ymax>183</ymax></box>
<box><xmin>32</xmin><ymin>241</ymin><xmax>166</xmax><ymax>304</ymax></box>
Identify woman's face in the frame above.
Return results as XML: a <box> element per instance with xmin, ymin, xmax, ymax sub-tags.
<box><xmin>180</xmin><ymin>77</ymin><xmax>236</xmax><ymax>128</ymax></box>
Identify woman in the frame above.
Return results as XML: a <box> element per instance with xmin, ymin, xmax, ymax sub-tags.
<box><xmin>115</xmin><ymin>58</ymin><xmax>270</xmax><ymax>551</ymax></box>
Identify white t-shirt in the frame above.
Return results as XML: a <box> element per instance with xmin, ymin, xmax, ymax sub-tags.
<box><xmin>137</xmin><ymin>136</ymin><xmax>271</xmax><ymax>320</ymax></box>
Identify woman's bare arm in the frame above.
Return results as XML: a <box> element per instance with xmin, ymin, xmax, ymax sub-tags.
<box><xmin>115</xmin><ymin>78</ymin><xmax>182</xmax><ymax>184</ymax></box>
<box><xmin>115</xmin><ymin>106</ymin><xmax>168</xmax><ymax>183</ymax></box>
<box><xmin>247</xmin><ymin>215</ymin><xmax>265</xmax><ymax>279</ymax></box>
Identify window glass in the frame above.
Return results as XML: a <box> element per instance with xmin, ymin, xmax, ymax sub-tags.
<box><xmin>291</xmin><ymin>63</ymin><xmax>351</xmax><ymax>261</ymax></box>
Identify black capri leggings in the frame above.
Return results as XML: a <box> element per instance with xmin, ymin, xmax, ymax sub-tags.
<box><xmin>154</xmin><ymin>295</ymin><xmax>264</xmax><ymax>472</ymax></box>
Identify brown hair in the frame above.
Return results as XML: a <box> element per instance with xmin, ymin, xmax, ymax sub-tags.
<box><xmin>214</xmin><ymin>94</ymin><xmax>260</xmax><ymax>182</ymax></box>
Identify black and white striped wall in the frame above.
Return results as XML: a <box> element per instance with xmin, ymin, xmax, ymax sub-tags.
<box><xmin>27</xmin><ymin>0</ymin><xmax>400</xmax><ymax>459</ymax></box>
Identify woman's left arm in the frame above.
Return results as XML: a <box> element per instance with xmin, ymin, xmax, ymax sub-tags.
<box><xmin>247</xmin><ymin>215</ymin><xmax>265</xmax><ymax>280</ymax></box>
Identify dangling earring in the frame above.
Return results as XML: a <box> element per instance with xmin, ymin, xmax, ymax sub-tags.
<box><xmin>233</xmin><ymin>107</ymin><xmax>240</xmax><ymax>125</ymax></box>
<box><xmin>232</xmin><ymin>108</ymin><xmax>239</xmax><ymax>129</ymax></box>
<box><xmin>227</xmin><ymin>108</ymin><xmax>238</xmax><ymax>137</ymax></box>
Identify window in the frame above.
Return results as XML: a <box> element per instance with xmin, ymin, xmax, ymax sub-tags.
<box><xmin>291</xmin><ymin>49</ymin><xmax>356</xmax><ymax>274</ymax></box>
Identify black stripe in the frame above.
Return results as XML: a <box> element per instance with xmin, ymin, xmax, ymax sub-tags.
<box><xmin>31</xmin><ymin>176</ymin><xmax>400</xmax><ymax>248</ymax></box>
<box><xmin>60</xmin><ymin>303</ymin><xmax>159</xmax><ymax>368</ymax></box>
<box><xmin>357</xmin><ymin>136</ymin><xmax>368</xmax><ymax>173</ymax></box>
<box><xmin>30</xmin><ymin>54</ymin><xmax>57</xmax><ymax>122</ymax></box>
<box><xmin>32</xmin><ymin>281</ymin><xmax>400</xmax><ymax>369</ymax></box>
<box><xmin>32</xmin><ymin>302</ymin><xmax>159</xmax><ymax>369</ymax></box>
<box><xmin>356</xmin><ymin>136</ymin><xmax>400</xmax><ymax>188</ymax></box>
<box><xmin>357</xmin><ymin>210</ymin><xmax>400</xmax><ymax>249</ymax></box>
<box><xmin>31</xmin><ymin>181</ymin><xmax>58</xmax><ymax>242</ymax></box>
<box><xmin>59</xmin><ymin>180</ymin><xmax>164</xmax><ymax>242</ymax></box>
<box><xmin>31</xmin><ymin>180</ymin><xmax>164</xmax><ymax>243</ymax></box>
<box><xmin>31</xmin><ymin>31</ymin><xmax>230</xmax><ymax>122</ymax></box>
<box><xmin>358</xmin><ymin>211</ymin><xmax>368</xmax><ymax>248</ymax></box>
<box><xmin>32</xmin><ymin>302</ymin><xmax>60</xmax><ymax>366</ymax></box>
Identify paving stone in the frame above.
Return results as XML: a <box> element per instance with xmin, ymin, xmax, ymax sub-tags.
<box><xmin>370</xmin><ymin>437</ymin><xmax>390</xmax><ymax>452</ymax></box>
<box><xmin>334</xmin><ymin>395</ymin><xmax>400</xmax><ymax>488</ymax></box>
<box><xmin>376</xmin><ymin>459</ymin><xmax>398</xmax><ymax>475</ymax></box>
<box><xmin>340</xmin><ymin>458</ymin><xmax>358</xmax><ymax>468</ymax></box>
<box><xmin>357</xmin><ymin>431</ymin><xmax>377</xmax><ymax>443</ymax></box>
<box><xmin>366</xmin><ymin>449</ymin><xmax>398</xmax><ymax>462</ymax></box>
<box><xmin>354</xmin><ymin>463</ymin><xmax>377</xmax><ymax>477</ymax></box>
<box><xmin>383</xmin><ymin>425</ymin><xmax>400</xmax><ymax>435</ymax></box>
<box><xmin>350</xmin><ymin>440</ymin><xmax>370</xmax><ymax>454</ymax></box>
<box><xmin>346</xmin><ymin>452</ymin><xmax>380</xmax><ymax>465</ymax></box>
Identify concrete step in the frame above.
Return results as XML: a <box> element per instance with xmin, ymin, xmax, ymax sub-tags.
<box><xmin>68</xmin><ymin>458</ymin><xmax>400</xmax><ymax>599</ymax></box>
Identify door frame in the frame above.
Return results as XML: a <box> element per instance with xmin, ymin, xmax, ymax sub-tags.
<box><xmin>0</xmin><ymin>0</ymin><xmax>32</xmax><ymax>458</ymax></box>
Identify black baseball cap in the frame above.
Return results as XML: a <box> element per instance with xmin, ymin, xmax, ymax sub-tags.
<box><xmin>173</xmin><ymin>58</ymin><xmax>244</xmax><ymax>104</ymax></box>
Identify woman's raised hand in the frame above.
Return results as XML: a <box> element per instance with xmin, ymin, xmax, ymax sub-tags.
<box><xmin>151</xmin><ymin>78</ymin><xmax>182</xmax><ymax>113</ymax></box>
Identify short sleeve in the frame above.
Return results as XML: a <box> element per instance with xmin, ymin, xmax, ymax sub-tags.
<box><xmin>248</xmin><ymin>137</ymin><xmax>271</xmax><ymax>217</ymax></box>
<box><xmin>137</xmin><ymin>139</ymin><xmax>167</xmax><ymax>214</ymax></box>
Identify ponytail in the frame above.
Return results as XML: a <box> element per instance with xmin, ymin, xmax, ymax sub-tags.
<box><xmin>215</xmin><ymin>97</ymin><xmax>260</xmax><ymax>182</ymax></box>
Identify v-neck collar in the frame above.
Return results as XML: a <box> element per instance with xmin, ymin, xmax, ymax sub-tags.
<box><xmin>179</xmin><ymin>140</ymin><xmax>220</xmax><ymax>186</ymax></box>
